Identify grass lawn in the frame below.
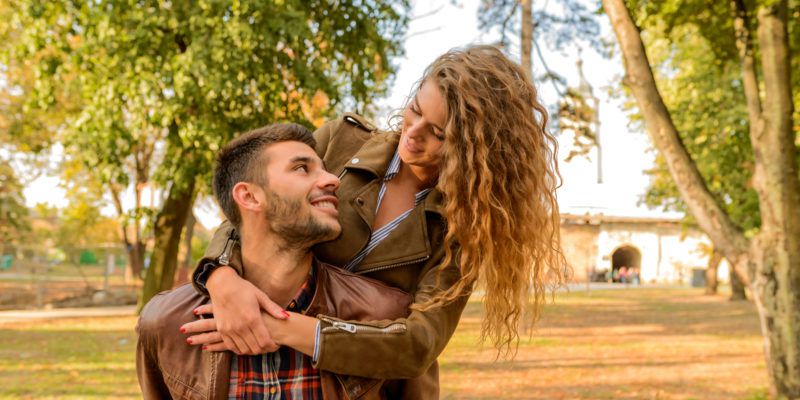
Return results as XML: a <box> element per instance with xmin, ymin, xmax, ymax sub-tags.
<box><xmin>0</xmin><ymin>287</ymin><xmax>768</xmax><ymax>399</ymax></box>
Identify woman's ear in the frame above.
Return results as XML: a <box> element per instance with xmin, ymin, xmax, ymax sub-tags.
<box><xmin>231</xmin><ymin>182</ymin><xmax>263</xmax><ymax>212</ymax></box>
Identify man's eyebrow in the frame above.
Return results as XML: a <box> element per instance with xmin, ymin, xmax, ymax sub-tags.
<box><xmin>414</xmin><ymin>97</ymin><xmax>444</xmax><ymax>132</ymax></box>
<box><xmin>290</xmin><ymin>156</ymin><xmax>315</xmax><ymax>164</ymax></box>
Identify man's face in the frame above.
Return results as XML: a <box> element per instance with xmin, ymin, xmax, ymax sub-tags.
<box><xmin>257</xmin><ymin>141</ymin><xmax>341</xmax><ymax>250</ymax></box>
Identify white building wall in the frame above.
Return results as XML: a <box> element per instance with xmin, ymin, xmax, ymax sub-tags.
<box><xmin>596</xmin><ymin>224</ymin><xmax>721</xmax><ymax>284</ymax></box>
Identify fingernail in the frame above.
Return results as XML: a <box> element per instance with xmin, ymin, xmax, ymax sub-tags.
<box><xmin>282</xmin><ymin>311</ymin><xmax>290</xmax><ymax>318</ymax></box>
<box><xmin>193</xmin><ymin>309</ymin><xmax>199</xmax><ymax>315</ymax></box>
<box><xmin>202</xmin><ymin>346</ymin><xmax>208</xmax><ymax>350</ymax></box>
<box><xmin>180</xmin><ymin>327</ymin><xmax>186</xmax><ymax>333</ymax></box>
<box><xmin>186</xmin><ymin>338</ymin><xmax>193</xmax><ymax>344</ymax></box>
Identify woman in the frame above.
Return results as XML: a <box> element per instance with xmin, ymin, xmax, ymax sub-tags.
<box><xmin>185</xmin><ymin>45</ymin><xmax>566</xmax><ymax>394</ymax></box>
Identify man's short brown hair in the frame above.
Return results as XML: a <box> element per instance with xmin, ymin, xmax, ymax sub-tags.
<box><xmin>213</xmin><ymin>123</ymin><xmax>316</xmax><ymax>228</ymax></box>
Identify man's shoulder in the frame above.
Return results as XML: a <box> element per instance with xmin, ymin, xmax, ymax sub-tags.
<box><xmin>137</xmin><ymin>284</ymin><xmax>207</xmax><ymax>336</ymax></box>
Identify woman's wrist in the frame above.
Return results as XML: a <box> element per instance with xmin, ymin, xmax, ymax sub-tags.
<box><xmin>265</xmin><ymin>312</ymin><xmax>317</xmax><ymax>356</ymax></box>
<box><xmin>206</xmin><ymin>266</ymin><xmax>239</xmax><ymax>296</ymax></box>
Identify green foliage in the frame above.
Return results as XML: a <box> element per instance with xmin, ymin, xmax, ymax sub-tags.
<box><xmin>478</xmin><ymin>0</ymin><xmax>603</xmax><ymax>52</ymax></box>
<box><xmin>0</xmin><ymin>160</ymin><xmax>29</xmax><ymax>243</ymax></box>
<box><xmin>2</xmin><ymin>0</ymin><xmax>409</xmax><ymax>195</ymax></box>
<box><xmin>621</xmin><ymin>0</ymin><xmax>800</xmax><ymax>233</ymax></box>
<box><xmin>1</xmin><ymin>0</ymin><xmax>410</xmax><ymax>294</ymax></box>
<box><xmin>79</xmin><ymin>250</ymin><xmax>98</xmax><ymax>265</ymax></box>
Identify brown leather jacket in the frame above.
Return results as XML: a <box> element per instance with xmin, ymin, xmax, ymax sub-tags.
<box><xmin>194</xmin><ymin>114</ymin><xmax>469</xmax><ymax>398</ymax></box>
<box><xmin>137</xmin><ymin>262</ymin><xmax>413</xmax><ymax>400</ymax></box>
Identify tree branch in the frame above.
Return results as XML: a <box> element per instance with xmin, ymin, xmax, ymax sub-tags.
<box><xmin>730</xmin><ymin>0</ymin><xmax>763</xmax><ymax>124</ymax></box>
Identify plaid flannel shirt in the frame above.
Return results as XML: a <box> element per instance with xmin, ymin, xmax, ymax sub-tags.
<box><xmin>228</xmin><ymin>268</ymin><xmax>322</xmax><ymax>400</ymax></box>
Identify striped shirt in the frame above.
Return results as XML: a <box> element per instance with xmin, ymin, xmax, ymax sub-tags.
<box><xmin>229</xmin><ymin>268</ymin><xmax>322</xmax><ymax>400</ymax></box>
<box><xmin>344</xmin><ymin>151</ymin><xmax>433</xmax><ymax>271</ymax></box>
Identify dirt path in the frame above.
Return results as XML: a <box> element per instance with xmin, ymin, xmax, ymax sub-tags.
<box><xmin>0</xmin><ymin>305</ymin><xmax>136</xmax><ymax>325</ymax></box>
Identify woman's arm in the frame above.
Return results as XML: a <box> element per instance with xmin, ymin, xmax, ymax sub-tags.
<box><xmin>313</xmin><ymin>258</ymin><xmax>468</xmax><ymax>379</ymax></box>
<box><xmin>184</xmin><ymin>252</ymin><xmax>468</xmax><ymax>379</ymax></box>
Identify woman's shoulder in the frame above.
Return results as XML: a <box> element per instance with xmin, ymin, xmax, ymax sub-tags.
<box><xmin>314</xmin><ymin>113</ymin><xmax>380</xmax><ymax>145</ymax></box>
<box><xmin>313</xmin><ymin>113</ymin><xmax>395</xmax><ymax>168</ymax></box>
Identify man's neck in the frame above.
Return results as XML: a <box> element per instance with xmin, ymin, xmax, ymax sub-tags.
<box><xmin>239</xmin><ymin>229</ymin><xmax>314</xmax><ymax>308</ymax></box>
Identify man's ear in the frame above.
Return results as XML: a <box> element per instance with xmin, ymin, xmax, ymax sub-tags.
<box><xmin>231</xmin><ymin>182</ymin><xmax>263</xmax><ymax>212</ymax></box>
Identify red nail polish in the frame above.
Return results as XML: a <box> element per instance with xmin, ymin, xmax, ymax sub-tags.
<box><xmin>180</xmin><ymin>327</ymin><xmax>186</xmax><ymax>333</ymax></box>
<box><xmin>193</xmin><ymin>309</ymin><xmax>199</xmax><ymax>315</ymax></box>
<box><xmin>186</xmin><ymin>338</ymin><xmax>193</xmax><ymax>344</ymax></box>
<box><xmin>202</xmin><ymin>346</ymin><xmax>208</xmax><ymax>350</ymax></box>
<box><xmin>282</xmin><ymin>311</ymin><xmax>290</xmax><ymax>318</ymax></box>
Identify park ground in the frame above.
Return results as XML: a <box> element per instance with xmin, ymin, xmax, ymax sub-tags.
<box><xmin>0</xmin><ymin>286</ymin><xmax>768</xmax><ymax>399</ymax></box>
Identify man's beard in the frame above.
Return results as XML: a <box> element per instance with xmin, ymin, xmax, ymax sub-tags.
<box><xmin>263</xmin><ymin>189</ymin><xmax>338</xmax><ymax>252</ymax></box>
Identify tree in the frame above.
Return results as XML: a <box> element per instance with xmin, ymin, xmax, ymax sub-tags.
<box><xmin>0</xmin><ymin>160</ymin><xmax>29</xmax><ymax>246</ymax></box>
<box><xmin>3</xmin><ymin>0</ymin><xmax>411</xmax><ymax>312</ymax></box>
<box><xmin>603</xmin><ymin>0</ymin><xmax>800</xmax><ymax>396</ymax></box>
<box><xmin>478</xmin><ymin>1</ymin><xmax>604</xmax><ymax>173</ymax></box>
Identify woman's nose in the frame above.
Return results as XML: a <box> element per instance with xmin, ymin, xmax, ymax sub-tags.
<box><xmin>406</xmin><ymin>121</ymin><xmax>426</xmax><ymax>141</ymax></box>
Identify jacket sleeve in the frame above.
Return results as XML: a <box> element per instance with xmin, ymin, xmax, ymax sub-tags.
<box><xmin>314</xmin><ymin>246</ymin><xmax>469</xmax><ymax>379</ymax></box>
<box><xmin>136</xmin><ymin>310</ymin><xmax>172</xmax><ymax>399</ymax></box>
<box><xmin>191</xmin><ymin>220</ymin><xmax>241</xmax><ymax>296</ymax></box>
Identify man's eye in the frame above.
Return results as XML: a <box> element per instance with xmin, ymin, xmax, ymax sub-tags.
<box><xmin>295</xmin><ymin>165</ymin><xmax>309</xmax><ymax>172</ymax></box>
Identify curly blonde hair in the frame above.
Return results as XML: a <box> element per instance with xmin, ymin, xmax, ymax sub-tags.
<box><xmin>413</xmin><ymin>45</ymin><xmax>568</xmax><ymax>356</ymax></box>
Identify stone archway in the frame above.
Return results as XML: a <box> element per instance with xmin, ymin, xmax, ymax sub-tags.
<box><xmin>611</xmin><ymin>245</ymin><xmax>642</xmax><ymax>283</ymax></box>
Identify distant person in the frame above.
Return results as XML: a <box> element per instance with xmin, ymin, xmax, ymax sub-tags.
<box><xmin>631</xmin><ymin>267</ymin><xmax>641</xmax><ymax>285</ymax></box>
<box><xmin>619</xmin><ymin>266</ymin><xmax>629</xmax><ymax>284</ymax></box>
<box><xmin>136</xmin><ymin>124</ymin><xmax>412</xmax><ymax>398</ymax></box>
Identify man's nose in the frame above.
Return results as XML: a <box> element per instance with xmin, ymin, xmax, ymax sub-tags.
<box><xmin>319</xmin><ymin>170</ymin><xmax>340</xmax><ymax>192</ymax></box>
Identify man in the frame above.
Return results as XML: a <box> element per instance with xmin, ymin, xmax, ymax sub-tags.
<box><xmin>136</xmin><ymin>123</ymin><xmax>411</xmax><ymax>399</ymax></box>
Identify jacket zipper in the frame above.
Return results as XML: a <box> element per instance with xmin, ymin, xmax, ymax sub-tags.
<box><xmin>357</xmin><ymin>255</ymin><xmax>430</xmax><ymax>275</ymax></box>
<box><xmin>319</xmin><ymin>315</ymin><xmax>407</xmax><ymax>334</ymax></box>
<box><xmin>217</xmin><ymin>231</ymin><xmax>239</xmax><ymax>266</ymax></box>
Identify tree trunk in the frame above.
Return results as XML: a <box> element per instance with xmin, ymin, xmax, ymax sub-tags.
<box><xmin>173</xmin><ymin>211</ymin><xmax>196</xmax><ymax>287</ymax></box>
<box><xmin>520</xmin><ymin>0</ymin><xmax>533</xmax><ymax>78</ymax></box>
<box><xmin>748</xmin><ymin>3</ymin><xmax>800</xmax><ymax>398</ymax></box>
<box><xmin>729</xmin><ymin>261</ymin><xmax>747</xmax><ymax>301</ymax></box>
<box><xmin>110</xmin><ymin>186</ymin><xmax>146</xmax><ymax>281</ymax></box>
<box><xmin>705</xmin><ymin>250</ymin><xmax>722</xmax><ymax>295</ymax></box>
<box><xmin>603</xmin><ymin>0</ymin><xmax>800</xmax><ymax>396</ymax></box>
<box><xmin>137</xmin><ymin>179</ymin><xmax>197</xmax><ymax>313</ymax></box>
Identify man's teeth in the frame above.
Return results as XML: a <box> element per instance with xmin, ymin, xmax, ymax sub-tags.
<box><xmin>314</xmin><ymin>201</ymin><xmax>335</xmax><ymax>209</ymax></box>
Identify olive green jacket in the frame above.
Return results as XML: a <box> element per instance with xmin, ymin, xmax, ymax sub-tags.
<box><xmin>194</xmin><ymin>113</ymin><xmax>468</xmax><ymax>398</ymax></box>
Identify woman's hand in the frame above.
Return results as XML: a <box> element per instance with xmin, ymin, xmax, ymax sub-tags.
<box><xmin>180</xmin><ymin>309</ymin><xmax>230</xmax><ymax>352</ymax></box>
<box><xmin>199</xmin><ymin>266</ymin><xmax>288</xmax><ymax>354</ymax></box>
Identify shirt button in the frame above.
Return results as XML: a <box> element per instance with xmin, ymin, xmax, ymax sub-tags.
<box><xmin>356</xmin><ymin>197</ymin><xmax>365</xmax><ymax>206</ymax></box>
<box><xmin>351</xmin><ymin>158</ymin><xmax>360</xmax><ymax>164</ymax></box>
<box><xmin>270</xmin><ymin>387</ymin><xmax>277</xmax><ymax>394</ymax></box>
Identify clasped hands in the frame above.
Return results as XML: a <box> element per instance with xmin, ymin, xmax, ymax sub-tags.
<box><xmin>180</xmin><ymin>267</ymin><xmax>288</xmax><ymax>355</ymax></box>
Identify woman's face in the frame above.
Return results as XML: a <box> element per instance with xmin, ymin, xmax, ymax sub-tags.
<box><xmin>399</xmin><ymin>80</ymin><xmax>447</xmax><ymax>174</ymax></box>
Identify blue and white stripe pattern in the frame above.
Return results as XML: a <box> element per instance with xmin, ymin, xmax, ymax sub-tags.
<box><xmin>344</xmin><ymin>152</ymin><xmax>433</xmax><ymax>271</ymax></box>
